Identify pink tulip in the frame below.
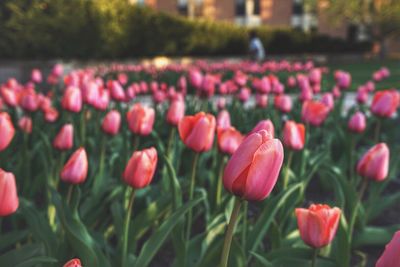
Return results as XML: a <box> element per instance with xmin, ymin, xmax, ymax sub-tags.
<box><xmin>18</xmin><ymin>116</ymin><xmax>32</xmax><ymax>134</ymax></box>
<box><xmin>321</xmin><ymin>92</ymin><xmax>334</xmax><ymax>111</ymax></box>
<box><xmin>102</xmin><ymin>110</ymin><xmax>121</xmax><ymax>136</ymax></box>
<box><xmin>256</xmin><ymin>94</ymin><xmax>268</xmax><ymax>108</ymax></box>
<box><xmin>123</xmin><ymin>147</ymin><xmax>158</xmax><ymax>189</ymax></box>
<box><xmin>61</xmin><ymin>147</ymin><xmax>88</xmax><ymax>184</ymax></box>
<box><xmin>283</xmin><ymin>120</ymin><xmax>305</xmax><ymax>151</ymax></box>
<box><xmin>274</xmin><ymin>94</ymin><xmax>292</xmax><ymax>113</ymax></box>
<box><xmin>348</xmin><ymin>111</ymin><xmax>366</xmax><ymax>133</ymax></box>
<box><xmin>0</xmin><ymin>112</ymin><xmax>15</xmax><ymax>152</ymax></box>
<box><xmin>19</xmin><ymin>89</ymin><xmax>39</xmax><ymax>112</ymax></box>
<box><xmin>376</xmin><ymin>231</ymin><xmax>400</xmax><ymax>267</ymax></box>
<box><xmin>217</xmin><ymin>110</ymin><xmax>231</xmax><ymax>130</ymax></box>
<box><xmin>370</xmin><ymin>90</ymin><xmax>400</xmax><ymax>118</ymax></box>
<box><xmin>53</xmin><ymin>124</ymin><xmax>74</xmax><ymax>151</ymax></box>
<box><xmin>166</xmin><ymin>99</ymin><xmax>185</xmax><ymax>126</ymax></box>
<box><xmin>248</xmin><ymin>120</ymin><xmax>274</xmax><ymax>138</ymax></box>
<box><xmin>31</xmin><ymin>69</ymin><xmax>42</xmax><ymax>83</ymax></box>
<box><xmin>223</xmin><ymin>130</ymin><xmax>284</xmax><ymax>201</ymax></box>
<box><xmin>62</xmin><ymin>86</ymin><xmax>82</xmax><ymax>113</ymax></box>
<box><xmin>301</xmin><ymin>100</ymin><xmax>330</xmax><ymax>126</ymax></box>
<box><xmin>217</xmin><ymin>127</ymin><xmax>244</xmax><ymax>155</ymax></box>
<box><xmin>126</xmin><ymin>104</ymin><xmax>155</xmax><ymax>136</ymax></box>
<box><xmin>357</xmin><ymin>143</ymin><xmax>389</xmax><ymax>181</ymax></box>
<box><xmin>0</xmin><ymin>169</ymin><xmax>19</xmax><ymax>216</ymax></box>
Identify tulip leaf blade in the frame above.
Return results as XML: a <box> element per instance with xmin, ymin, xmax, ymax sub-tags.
<box><xmin>162</xmin><ymin>154</ymin><xmax>182</xmax><ymax>209</ymax></box>
<box><xmin>250</xmin><ymin>251</ymin><xmax>273</xmax><ymax>267</ymax></box>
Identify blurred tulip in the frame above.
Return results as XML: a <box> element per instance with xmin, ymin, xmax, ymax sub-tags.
<box><xmin>237</xmin><ymin>88</ymin><xmax>251</xmax><ymax>103</ymax></box>
<box><xmin>44</xmin><ymin>107</ymin><xmax>59</xmax><ymax>123</ymax></box>
<box><xmin>283</xmin><ymin>120</ymin><xmax>305</xmax><ymax>151</ymax></box>
<box><xmin>52</xmin><ymin>64</ymin><xmax>64</xmax><ymax>77</ymax></box>
<box><xmin>376</xmin><ymin>231</ymin><xmax>400</xmax><ymax>267</ymax></box>
<box><xmin>357</xmin><ymin>143</ymin><xmax>389</xmax><ymax>181</ymax></box>
<box><xmin>256</xmin><ymin>94</ymin><xmax>268</xmax><ymax>108</ymax></box>
<box><xmin>18</xmin><ymin>116</ymin><xmax>32</xmax><ymax>134</ymax></box>
<box><xmin>217</xmin><ymin>110</ymin><xmax>231</xmax><ymax>129</ymax></box>
<box><xmin>217</xmin><ymin>127</ymin><xmax>244</xmax><ymax>155</ymax></box>
<box><xmin>53</xmin><ymin>124</ymin><xmax>74</xmax><ymax>151</ymax></box>
<box><xmin>126</xmin><ymin>103</ymin><xmax>155</xmax><ymax>136</ymax></box>
<box><xmin>0</xmin><ymin>112</ymin><xmax>15</xmax><ymax>152</ymax></box>
<box><xmin>0</xmin><ymin>87</ymin><xmax>18</xmax><ymax>107</ymax></box>
<box><xmin>348</xmin><ymin>111</ymin><xmax>366</xmax><ymax>133</ymax></box>
<box><xmin>217</xmin><ymin>97</ymin><xmax>226</xmax><ymax>110</ymax></box>
<box><xmin>321</xmin><ymin>92</ymin><xmax>334</xmax><ymax>111</ymax></box>
<box><xmin>167</xmin><ymin>99</ymin><xmax>185</xmax><ymax>126</ymax></box>
<box><xmin>19</xmin><ymin>89</ymin><xmax>39</xmax><ymax>112</ymax></box>
<box><xmin>370</xmin><ymin>90</ymin><xmax>400</xmax><ymax>118</ymax></box>
<box><xmin>109</xmin><ymin>81</ymin><xmax>126</xmax><ymax>102</ymax></box>
<box><xmin>296</xmin><ymin>204</ymin><xmax>341</xmax><ymax>248</ymax></box>
<box><xmin>63</xmin><ymin>258</ymin><xmax>82</xmax><ymax>267</ymax></box>
<box><xmin>61</xmin><ymin>147</ymin><xmax>88</xmax><ymax>184</ymax></box>
<box><xmin>301</xmin><ymin>100</ymin><xmax>330</xmax><ymax>126</ymax></box>
<box><xmin>102</xmin><ymin>110</ymin><xmax>121</xmax><ymax>136</ymax></box>
<box><xmin>62</xmin><ymin>86</ymin><xmax>82</xmax><ymax>113</ymax></box>
<box><xmin>274</xmin><ymin>94</ymin><xmax>292</xmax><ymax>113</ymax></box>
<box><xmin>356</xmin><ymin>88</ymin><xmax>368</xmax><ymax>104</ymax></box>
<box><xmin>223</xmin><ymin>130</ymin><xmax>284</xmax><ymax>201</ymax></box>
<box><xmin>189</xmin><ymin>69</ymin><xmax>203</xmax><ymax>88</ymax></box>
<box><xmin>178</xmin><ymin>112</ymin><xmax>216</xmax><ymax>152</ymax></box>
<box><xmin>31</xmin><ymin>69</ymin><xmax>42</xmax><ymax>83</ymax></box>
<box><xmin>248</xmin><ymin>119</ymin><xmax>274</xmax><ymax>138</ymax></box>
<box><xmin>123</xmin><ymin>147</ymin><xmax>158</xmax><ymax>189</ymax></box>
<box><xmin>0</xmin><ymin>169</ymin><xmax>19</xmax><ymax>216</ymax></box>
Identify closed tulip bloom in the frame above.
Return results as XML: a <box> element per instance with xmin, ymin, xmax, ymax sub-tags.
<box><xmin>62</xmin><ymin>86</ymin><xmax>82</xmax><ymax>113</ymax></box>
<box><xmin>348</xmin><ymin>111</ymin><xmax>366</xmax><ymax>133</ymax></box>
<box><xmin>357</xmin><ymin>143</ymin><xmax>389</xmax><ymax>181</ymax></box>
<box><xmin>110</xmin><ymin>81</ymin><xmax>126</xmax><ymax>102</ymax></box>
<box><xmin>53</xmin><ymin>124</ymin><xmax>74</xmax><ymax>151</ymax></box>
<box><xmin>295</xmin><ymin>204</ymin><xmax>341</xmax><ymax>248</ymax></box>
<box><xmin>123</xmin><ymin>147</ymin><xmax>158</xmax><ymax>189</ymax></box>
<box><xmin>63</xmin><ymin>259</ymin><xmax>82</xmax><ymax>267</ymax></box>
<box><xmin>0</xmin><ymin>169</ymin><xmax>19</xmax><ymax>216</ymax></box>
<box><xmin>126</xmin><ymin>103</ymin><xmax>155</xmax><ymax>136</ymax></box>
<box><xmin>217</xmin><ymin>127</ymin><xmax>244</xmax><ymax>155</ymax></box>
<box><xmin>217</xmin><ymin>110</ymin><xmax>231</xmax><ymax>129</ymax></box>
<box><xmin>0</xmin><ymin>112</ymin><xmax>15</xmax><ymax>152</ymax></box>
<box><xmin>248</xmin><ymin>120</ymin><xmax>274</xmax><ymax>138</ymax></box>
<box><xmin>18</xmin><ymin>116</ymin><xmax>32</xmax><ymax>134</ymax></box>
<box><xmin>357</xmin><ymin>88</ymin><xmax>369</xmax><ymax>104</ymax></box>
<box><xmin>19</xmin><ymin>89</ymin><xmax>39</xmax><ymax>112</ymax></box>
<box><xmin>178</xmin><ymin>112</ymin><xmax>216</xmax><ymax>152</ymax></box>
<box><xmin>166</xmin><ymin>100</ymin><xmax>185</xmax><ymax>126</ymax></box>
<box><xmin>102</xmin><ymin>110</ymin><xmax>121</xmax><ymax>136</ymax></box>
<box><xmin>274</xmin><ymin>94</ymin><xmax>292</xmax><ymax>113</ymax></box>
<box><xmin>376</xmin><ymin>231</ymin><xmax>400</xmax><ymax>267</ymax></box>
<box><xmin>44</xmin><ymin>107</ymin><xmax>59</xmax><ymax>123</ymax></box>
<box><xmin>1</xmin><ymin>87</ymin><xmax>18</xmax><ymax>107</ymax></box>
<box><xmin>223</xmin><ymin>130</ymin><xmax>284</xmax><ymax>201</ymax></box>
<box><xmin>321</xmin><ymin>92</ymin><xmax>334</xmax><ymax>111</ymax></box>
<box><xmin>61</xmin><ymin>147</ymin><xmax>88</xmax><ymax>184</ymax></box>
<box><xmin>31</xmin><ymin>69</ymin><xmax>42</xmax><ymax>83</ymax></box>
<box><xmin>301</xmin><ymin>100</ymin><xmax>330</xmax><ymax>126</ymax></box>
<box><xmin>370</xmin><ymin>90</ymin><xmax>400</xmax><ymax>118</ymax></box>
<box><xmin>189</xmin><ymin>69</ymin><xmax>203</xmax><ymax>89</ymax></box>
<box><xmin>283</xmin><ymin>120</ymin><xmax>305</xmax><ymax>151</ymax></box>
<box><xmin>256</xmin><ymin>94</ymin><xmax>268</xmax><ymax>108</ymax></box>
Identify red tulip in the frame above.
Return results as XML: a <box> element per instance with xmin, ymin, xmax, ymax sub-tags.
<box><xmin>0</xmin><ymin>169</ymin><xmax>19</xmax><ymax>216</ymax></box>
<box><xmin>61</xmin><ymin>147</ymin><xmax>88</xmax><ymax>184</ymax></box>
<box><xmin>283</xmin><ymin>120</ymin><xmax>305</xmax><ymax>151</ymax></box>
<box><xmin>217</xmin><ymin>110</ymin><xmax>231</xmax><ymax>130</ymax></box>
<box><xmin>123</xmin><ymin>147</ymin><xmax>158</xmax><ymax>189</ymax></box>
<box><xmin>301</xmin><ymin>100</ymin><xmax>330</xmax><ymax>126</ymax></box>
<box><xmin>102</xmin><ymin>110</ymin><xmax>121</xmax><ymax>136</ymax></box>
<box><xmin>348</xmin><ymin>111</ymin><xmax>366</xmax><ymax>133</ymax></box>
<box><xmin>62</xmin><ymin>86</ymin><xmax>82</xmax><ymax>113</ymax></box>
<box><xmin>248</xmin><ymin>120</ymin><xmax>274</xmax><ymax>138</ymax></box>
<box><xmin>357</xmin><ymin>143</ymin><xmax>389</xmax><ymax>181</ymax></box>
<box><xmin>178</xmin><ymin>112</ymin><xmax>216</xmax><ymax>152</ymax></box>
<box><xmin>0</xmin><ymin>112</ymin><xmax>15</xmax><ymax>152</ymax></box>
<box><xmin>166</xmin><ymin>99</ymin><xmax>185</xmax><ymax>126</ymax></box>
<box><xmin>376</xmin><ymin>231</ymin><xmax>400</xmax><ymax>267</ymax></box>
<box><xmin>217</xmin><ymin>127</ymin><xmax>244</xmax><ymax>155</ymax></box>
<box><xmin>63</xmin><ymin>258</ymin><xmax>82</xmax><ymax>267</ymax></box>
<box><xmin>370</xmin><ymin>90</ymin><xmax>400</xmax><ymax>118</ymax></box>
<box><xmin>126</xmin><ymin>103</ymin><xmax>155</xmax><ymax>136</ymax></box>
<box><xmin>295</xmin><ymin>204</ymin><xmax>341</xmax><ymax>248</ymax></box>
<box><xmin>53</xmin><ymin>124</ymin><xmax>74</xmax><ymax>151</ymax></box>
<box><xmin>274</xmin><ymin>94</ymin><xmax>292</xmax><ymax>113</ymax></box>
<box><xmin>223</xmin><ymin>130</ymin><xmax>284</xmax><ymax>201</ymax></box>
<box><xmin>18</xmin><ymin>116</ymin><xmax>32</xmax><ymax>134</ymax></box>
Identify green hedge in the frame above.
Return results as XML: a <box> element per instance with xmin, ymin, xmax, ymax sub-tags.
<box><xmin>0</xmin><ymin>0</ymin><xmax>371</xmax><ymax>59</ymax></box>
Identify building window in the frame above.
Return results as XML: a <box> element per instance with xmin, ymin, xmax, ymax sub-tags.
<box><xmin>254</xmin><ymin>0</ymin><xmax>260</xmax><ymax>15</ymax></box>
<box><xmin>293</xmin><ymin>2</ymin><xmax>304</xmax><ymax>15</ymax></box>
<box><xmin>236</xmin><ymin>0</ymin><xmax>245</xmax><ymax>16</ymax></box>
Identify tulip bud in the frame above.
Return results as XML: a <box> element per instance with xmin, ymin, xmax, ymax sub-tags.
<box><xmin>295</xmin><ymin>204</ymin><xmax>341</xmax><ymax>248</ymax></box>
<box><xmin>217</xmin><ymin>110</ymin><xmax>231</xmax><ymax>130</ymax></box>
<box><xmin>178</xmin><ymin>112</ymin><xmax>216</xmax><ymax>152</ymax></box>
<box><xmin>370</xmin><ymin>90</ymin><xmax>400</xmax><ymax>118</ymax></box>
<box><xmin>166</xmin><ymin>100</ymin><xmax>185</xmax><ymax>126</ymax></box>
<box><xmin>31</xmin><ymin>69</ymin><xmax>42</xmax><ymax>83</ymax></box>
<box><xmin>217</xmin><ymin>127</ymin><xmax>244</xmax><ymax>155</ymax></box>
<box><xmin>0</xmin><ymin>169</ymin><xmax>19</xmax><ymax>216</ymax></box>
<box><xmin>126</xmin><ymin>103</ymin><xmax>155</xmax><ymax>136</ymax></box>
<box><xmin>0</xmin><ymin>112</ymin><xmax>15</xmax><ymax>152</ymax></box>
<box><xmin>274</xmin><ymin>94</ymin><xmax>292</xmax><ymax>113</ymax></box>
<box><xmin>301</xmin><ymin>100</ymin><xmax>330</xmax><ymax>126</ymax></box>
<box><xmin>61</xmin><ymin>148</ymin><xmax>88</xmax><ymax>184</ymax></box>
<box><xmin>123</xmin><ymin>147</ymin><xmax>158</xmax><ymax>189</ymax></box>
<box><xmin>223</xmin><ymin>130</ymin><xmax>284</xmax><ymax>201</ymax></box>
<box><xmin>53</xmin><ymin>124</ymin><xmax>74</xmax><ymax>151</ymax></box>
<box><xmin>357</xmin><ymin>143</ymin><xmax>389</xmax><ymax>181</ymax></box>
<box><xmin>102</xmin><ymin>110</ymin><xmax>121</xmax><ymax>136</ymax></box>
<box><xmin>18</xmin><ymin>116</ymin><xmax>32</xmax><ymax>134</ymax></box>
<box><xmin>248</xmin><ymin>120</ymin><xmax>274</xmax><ymax>138</ymax></box>
<box><xmin>62</xmin><ymin>86</ymin><xmax>82</xmax><ymax>113</ymax></box>
<box><xmin>283</xmin><ymin>120</ymin><xmax>305</xmax><ymax>151</ymax></box>
<box><xmin>376</xmin><ymin>231</ymin><xmax>400</xmax><ymax>267</ymax></box>
<box><xmin>348</xmin><ymin>111</ymin><xmax>366</xmax><ymax>133</ymax></box>
<box><xmin>63</xmin><ymin>258</ymin><xmax>82</xmax><ymax>267</ymax></box>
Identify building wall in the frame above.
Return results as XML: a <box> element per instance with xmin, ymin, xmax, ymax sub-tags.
<box><xmin>155</xmin><ymin>0</ymin><xmax>177</xmax><ymax>15</ymax></box>
<box><xmin>214</xmin><ymin>0</ymin><xmax>235</xmax><ymax>21</ymax></box>
<box><xmin>260</xmin><ymin>0</ymin><xmax>292</xmax><ymax>26</ymax></box>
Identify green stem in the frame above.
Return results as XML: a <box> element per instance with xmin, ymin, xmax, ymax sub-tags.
<box><xmin>311</xmin><ymin>248</ymin><xmax>318</xmax><ymax>267</ymax></box>
<box><xmin>216</xmin><ymin>156</ymin><xmax>227</xmax><ymax>207</ymax></box>
<box><xmin>184</xmin><ymin>152</ymin><xmax>200</xmax><ymax>263</ymax></box>
<box><xmin>220</xmin><ymin>197</ymin><xmax>242</xmax><ymax>267</ymax></box>
<box><xmin>80</xmin><ymin>106</ymin><xmax>86</xmax><ymax>146</ymax></box>
<box><xmin>132</xmin><ymin>135</ymin><xmax>140</xmax><ymax>152</ymax></box>
<box><xmin>122</xmin><ymin>188</ymin><xmax>136</xmax><ymax>267</ymax></box>
<box><xmin>242</xmin><ymin>201</ymin><xmax>248</xmax><ymax>250</ymax></box>
<box><xmin>349</xmin><ymin>178</ymin><xmax>369</xmax><ymax>244</ymax></box>
<box><xmin>66</xmin><ymin>185</ymin><xmax>74</xmax><ymax>205</ymax></box>
<box><xmin>283</xmin><ymin>150</ymin><xmax>294</xmax><ymax>189</ymax></box>
<box><xmin>349</xmin><ymin>134</ymin><xmax>355</xmax><ymax>183</ymax></box>
<box><xmin>166</xmin><ymin>127</ymin><xmax>175</xmax><ymax>158</ymax></box>
<box><xmin>374</xmin><ymin>119</ymin><xmax>381</xmax><ymax>142</ymax></box>
<box><xmin>94</xmin><ymin>134</ymin><xmax>107</xmax><ymax>195</ymax></box>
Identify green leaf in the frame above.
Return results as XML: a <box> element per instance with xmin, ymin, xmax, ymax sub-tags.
<box><xmin>0</xmin><ymin>244</ymin><xmax>46</xmax><ymax>267</ymax></box>
<box><xmin>162</xmin><ymin>154</ymin><xmax>182</xmax><ymax>210</ymax></box>
<box><xmin>134</xmin><ymin>195</ymin><xmax>204</xmax><ymax>267</ymax></box>
<box><xmin>0</xmin><ymin>230</ymin><xmax>29</xmax><ymax>251</ymax></box>
<box><xmin>353</xmin><ymin>225</ymin><xmax>400</xmax><ymax>247</ymax></box>
<box><xmin>15</xmin><ymin>256</ymin><xmax>58</xmax><ymax>267</ymax></box>
<box><xmin>250</xmin><ymin>251</ymin><xmax>273</xmax><ymax>267</ymax></box>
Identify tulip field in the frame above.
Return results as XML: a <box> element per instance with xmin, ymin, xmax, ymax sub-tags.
<box><xmin>0</xmin><ymin>60</ymin><xmax>399</xmax><ymax>267</ymax></box>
